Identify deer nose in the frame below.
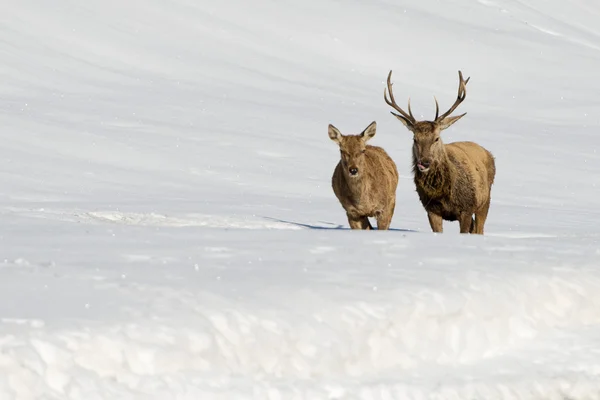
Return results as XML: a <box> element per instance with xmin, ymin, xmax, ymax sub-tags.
<box><xmin>349</xmin><ymin>168</ymin><xmax>358</xmax><ymax>176</ymax></box>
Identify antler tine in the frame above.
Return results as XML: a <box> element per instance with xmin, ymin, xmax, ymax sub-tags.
<box><xmin>435</xmin><ymin>70</ymin><xmax>470</xmax><ymax>122</ymax></box>
<box><xmin>434</xmin><ymin>96</ymin><xmax>439</xmax><ymax>120</ymax></box>
<box><xmin>407</xmin><ymin>98</ymin><xmax>415</xmax><ymax>120</ymax></box>
<box><xmin>384</xmin><ymin>70</ymin><xmax>416</xmax><ymax>124</ymax></box>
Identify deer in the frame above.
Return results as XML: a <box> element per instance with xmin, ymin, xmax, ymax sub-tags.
<box><xmin>329</xmin><ymin>121</ymin><xmax>399</xmax><ymax>230</ymax></box>
<box><xmin>384</xmin><ymin>70</ymin><xmax>495</xmax><ymax>234</ymax></box>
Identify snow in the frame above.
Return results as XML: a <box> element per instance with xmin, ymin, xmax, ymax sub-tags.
<box><xmin>1</xmin><ymin>0</ymin><xmax>600</xmax><ymax>398</ymax></box>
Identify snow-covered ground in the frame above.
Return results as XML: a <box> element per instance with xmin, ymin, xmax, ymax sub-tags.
<box><xmin>2</xmin><ymin>0</ymin><xmax>600</xmax><ymax>398</ymax></box>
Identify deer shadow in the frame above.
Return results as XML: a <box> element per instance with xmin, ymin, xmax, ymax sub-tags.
<box><xmin>263</xmin><ymin>217</ymin><xmax>418</xmax><ymax>232</ymax></box>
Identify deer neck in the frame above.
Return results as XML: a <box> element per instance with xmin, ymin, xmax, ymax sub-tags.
<box><xmin>413</xmin><ymin>150</ymin><xmax>454</xmax><ymax>198</ymax></box>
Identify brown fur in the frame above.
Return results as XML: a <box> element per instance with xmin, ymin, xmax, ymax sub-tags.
<box><xmin>384</xmin><ymin>71</ymin><xmax>496</xmax><ymax>234</ymax></box>
<box><xmin>329</xmin><ymin>121</ymin><xmax>399</xmax><ymax>230</ymax></box>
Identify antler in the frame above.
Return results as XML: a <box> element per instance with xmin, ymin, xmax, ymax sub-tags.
<box><xmin>434</xmin><ymin>70</ymin><xmax>470</xmax><ymax>122</ymax></box>
<box><xmin>384</xmin><ymin>70</ymin><xmax>416</xmax><ymax>125</ymax></box>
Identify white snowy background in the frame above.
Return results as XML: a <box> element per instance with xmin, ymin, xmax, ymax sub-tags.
<box><xmin>1</xmin><ymin>0</ymin><xmax>600</xmax><ymax>399</ymax></box>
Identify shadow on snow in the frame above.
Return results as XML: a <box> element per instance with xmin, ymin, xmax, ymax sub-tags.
<box><xmin>263</xmin><ymin>217</ymin><xmax>417</xmax><ymax>232</ymax></box>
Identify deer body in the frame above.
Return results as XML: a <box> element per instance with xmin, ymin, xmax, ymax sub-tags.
<box><xmin>413</xmin><ymin>141</ymin><xmax>495</xmax><ymax>233</ymax></box>
<box><xmin>329</xmin><ymin>122</ymin><xmax>399</xmax><ymax>230</ymax></box>
<box><xmin>385</xmin><ymin>71</ymin><xmax>495</xmax><ymax>234</ymax></box>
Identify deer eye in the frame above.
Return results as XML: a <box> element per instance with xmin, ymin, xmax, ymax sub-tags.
<box><xmin>361</xmin><ymin>149</ymin><xmax>366</xmax><ymax>154</ymax></box>
<box><xmin>434</xmin><ymin>137</ymin><xmax>440</xmax><ymax>142</ymax></box>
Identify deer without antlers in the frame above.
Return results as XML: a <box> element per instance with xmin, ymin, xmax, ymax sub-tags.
<box><xmin>384</xmin><ymin>70</ymin><xmax>496</xmax><ymax>234</ymax></box>
<box><xmin>329</xmin><ymin>121</ymin><xmax>399</xmax><ymax>230</ymax></box>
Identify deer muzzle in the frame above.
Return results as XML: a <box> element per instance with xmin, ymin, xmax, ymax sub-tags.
<box><xmin>417</xmin><ymin>160</ymin><xmax>431</xmax><ymax>172</ymax></box>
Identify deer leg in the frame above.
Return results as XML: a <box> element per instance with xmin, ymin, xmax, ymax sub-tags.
<box><xmin>347</xmin><ymin>214</ymin><xmax>372</xmax><ymax>230</ymax></box>
<box><xmin>362</xmin><ymin>217</ymin><xmax>373</xmax><ymax>230</ymax></box>
<box><xmin>427</xmin><ymin>211</ymin><xmax>443</xmax><ymax>233</ymax></box>
<box><xmin>376</xmin><ymin>201</ymin><xmax>396</xmax><ymax>230</ymax></box>
<box><xmin>473</xmin><ymin>198</ymin><xmax>491</xmax><ymax>235</ymax></box>
<box><xmin>347</xmin><ymin>215</ymin><xmax>363</xmax><ymax>229</ymax></box>
<box><xmin>376</xmin><ymin>211</ymin><xmax>391</xmax><ymax>230</ymax></box>
<box><xmin>458</xmin><ymin>213</ymin><xmax>473</xmax><ymax>234</ymax></box>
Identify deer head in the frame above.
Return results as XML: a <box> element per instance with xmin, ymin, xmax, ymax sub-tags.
<box><xmin>384</xmin><ymin>70</ymin><xmax>469</xmax><ymax>173</ymax></box>
<box><xmin>329</xmin><ymin>121</ymin><xmax>377</xmax><ymax>179</ymax></box>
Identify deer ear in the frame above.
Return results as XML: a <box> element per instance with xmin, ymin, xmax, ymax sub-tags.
<box><xmin>328</xmin><ymin>124</ymin><xmax>343</xmax><ymax>144</ymax></box>
<box><xmin>439</xmin><ymin>113</ymin><xmax>466</xmax><ymax>130</ymax></box>
<box><xmin>360</xmin><ymin>121</ymin><xmax>377</xmax><ymax>142</ymax></box>
<box><xmin>391</xmin><ymin>112</ymin><xmax>414</xmax><ymax>132</ymax></box>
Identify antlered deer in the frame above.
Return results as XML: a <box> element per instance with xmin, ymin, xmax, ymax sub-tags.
<box><xmin>384</xmin><ymin>70</ymin><xmax>495</xmax><ymax>234</ymax></box>
<box><xmin>329</xmin><ymin>121</ymin><xmax>399</xmax><ymax>230</ymax></box>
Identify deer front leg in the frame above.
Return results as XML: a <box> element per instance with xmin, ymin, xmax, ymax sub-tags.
<box><xmin>376</xmin><ymin>203</ymin><xmax>395</xmax><ymax>230</ymax></box>
<box><xmin>458</xmin><ymin>213</ymin><xmax>473</xmax><ymax>234</ymax></box>
<box><xmin>427</xmin><ymin>211</ymin><xmax>443</xmax><ymax>233</ymax></box>
<box><xmin>375</xmin><ymin>213</ymin><xmax>391</xmax><ymax>230</ymax></box>
<box><xmin>347</xmin><ymin>214</ymin><xmax>372</xmax><ymax>230</ymax></box>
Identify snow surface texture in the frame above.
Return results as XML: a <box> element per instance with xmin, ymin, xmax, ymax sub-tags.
<box><xmin>2</xmin><ymin>0</ymin><xmax>600</xmax><ymax>399</ymax></box>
